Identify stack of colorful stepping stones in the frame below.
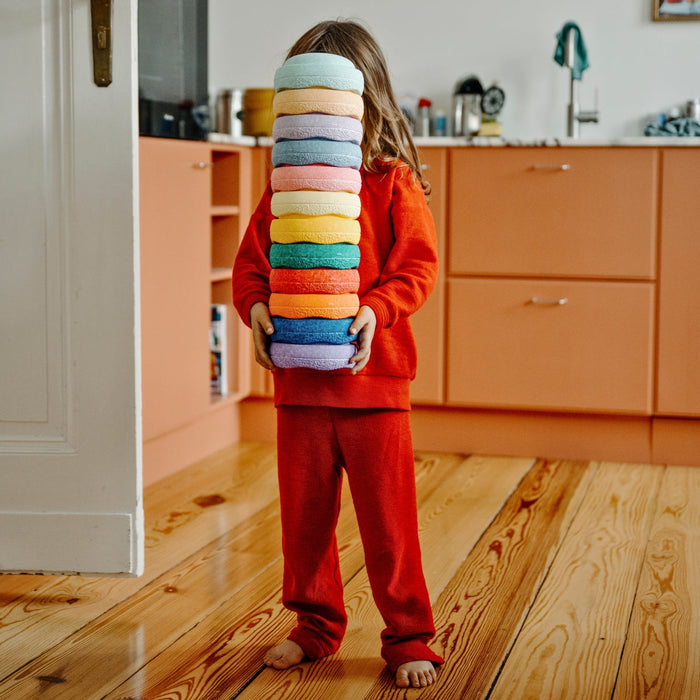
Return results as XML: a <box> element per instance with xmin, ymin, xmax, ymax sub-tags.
<box><xmin>268</xmin><ymin>53</ymin><xmax>365</xmax><ymax>370</ymax></box>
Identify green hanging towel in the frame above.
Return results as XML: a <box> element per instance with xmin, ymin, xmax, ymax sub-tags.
<box><xmin>553</xmin><ymin>22</ymin><xmax>589</xmax><ymax>81</ymax></box>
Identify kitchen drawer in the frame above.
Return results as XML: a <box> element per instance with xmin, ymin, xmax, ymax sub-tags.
<box><xmin>447</xmin><ymin>278</ymin><xmax>654</xmax><ymax>413</ymax></box>
<box><xmin>449</xmin><ymin>148</ymin><xmax>657</xmax><ymax>279</ymax></box>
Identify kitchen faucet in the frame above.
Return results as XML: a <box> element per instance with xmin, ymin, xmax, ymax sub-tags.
<box><xmin>564</xmin><ymin>29</ymin><xmax>599</xmax><ymax>137</ymax></box>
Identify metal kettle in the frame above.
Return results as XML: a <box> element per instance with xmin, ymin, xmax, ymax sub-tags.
<box><xmin>452</xmin><ymin>75</ymin><xmax>483</xmax><ymax>137</ymax></box>
<box><xmin>214</xmin><ymin>88</ymin><xmax>243</xmax><ymax>136</ymax></box>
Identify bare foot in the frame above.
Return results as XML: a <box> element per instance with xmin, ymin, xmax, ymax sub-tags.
<box><xmin>395</xmin><ymin>660</ymin><xmax>437</xmax><ymax>688</ymax></box>
<box><xmin>263</xmin><ymin>639</ymin><xmax>305</xmax><ymax>669</ymax></box>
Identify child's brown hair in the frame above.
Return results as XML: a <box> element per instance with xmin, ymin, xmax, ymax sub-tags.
<box><xmin>286</xmin><ymin>19</ymin><xmax>430</xmax><ymax>195</ymax></box>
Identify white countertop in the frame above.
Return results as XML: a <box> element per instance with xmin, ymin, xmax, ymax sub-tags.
<box><xmin>209</xmin><ymin>133</ymin><xmax>700</xmax><ymax>148</ymax></box>
<box><xmin>208</xmin><ymin>132</ymin><xmax>258</xmax><ymax>146</ymax></box>
<box><xmin>414</xmin><ymin>136</ymin><xmax>700</xmax><ymax>147</ymax></box>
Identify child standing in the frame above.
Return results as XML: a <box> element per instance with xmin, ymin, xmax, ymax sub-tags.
<box><xmin>232</xmin><ymin>19</ymin><xmax>443</xmax><ymax>689</ymax></box>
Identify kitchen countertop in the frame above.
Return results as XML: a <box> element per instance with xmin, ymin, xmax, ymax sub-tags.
<box><xmin>209</xmin><ymin>133</ymin><xmax>700</xmax><ymax>147</ymax></box>
<box><xmin>414</xmin><ymin>136</ymin><xmax>700</xmax><ymax>147</ymax></box>
<box><xmin>208</xmin><ymin>133</ymin><xmax>258</xmax><ymax>146</ymax></box>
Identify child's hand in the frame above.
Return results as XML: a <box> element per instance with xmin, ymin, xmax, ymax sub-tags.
<box><xmin>250</xmin><ymin>302</ymin><xmax>275</xmax><ymax>370</ymax></box>
<box><xmin>349</xmin><ymin>305</ymin><xmax>376</xmax><ymax>374</ymax></box>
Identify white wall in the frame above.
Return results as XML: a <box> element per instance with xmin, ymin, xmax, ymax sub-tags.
<box><xmin>208</xmin><ymin>0</ymin><xmax>700</xmax><ymax>139</ymax></box>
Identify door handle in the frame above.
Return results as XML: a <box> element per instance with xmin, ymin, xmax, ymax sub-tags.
<box><xmin>529</xmin><ymin>297</ymin><xmax>569</xmax><ymax>306</ymax></box>
<box><xmin>91</xmin><ymin>0</ymin><xmax>112</xmax><ymax>87</ymax></box>
<box><xmin>532</xmin><ymin>164</ymin><xmax>571</xmax><ymax>171</ymax></box>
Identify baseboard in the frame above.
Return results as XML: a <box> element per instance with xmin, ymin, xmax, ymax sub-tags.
<box><xmin>143</xmin><ymin>401</ymin><xmax>242</xmax><ymax>486</ymax></box>
<box><xmin>237</xmin><ymin>398</ymin><xmax>700</xmax><ymax>467</ymax></box>
<box><xmin>410</xmin><ymin>406</ymin><xmax>654</xmax><ymax>463</ymax></box>
<box><xmin>0</xmin><ymin>511</ymin><xmax>139</xmax><ymax>575</ymax></box>
<box><xmin>652</xmin><ymin>417</ymin><xmax>700</xmax><ymax>466</ymax></box>
<box><xmin>239</xmin><ymin>396</ymin><xmax>276</xmax><ymax>444</ymax></box>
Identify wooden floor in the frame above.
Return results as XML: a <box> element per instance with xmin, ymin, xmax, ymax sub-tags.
<box><xmin>1</xmin><ymin>443</ymin><xmax>699</xmax><ymax>699</ymax></box>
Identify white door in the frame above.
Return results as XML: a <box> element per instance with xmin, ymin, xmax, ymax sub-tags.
<box><xmin>0</xmin><ymin>0</ymin><xmax>143</xmax><ymax>575</ymax></box>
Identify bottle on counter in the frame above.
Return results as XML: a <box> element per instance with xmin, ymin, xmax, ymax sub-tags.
<box><xmin>434</xmin><ymin>109</ymin><xmax>447</xmax><ymax>137</ymax></box>
<box><xmin>415</xmin><ymin>97</ymin><xmax>432</xmax><ymax>137</ymax></box>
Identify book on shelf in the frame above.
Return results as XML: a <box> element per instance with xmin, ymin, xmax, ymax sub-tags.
<box><xmin>210</xmin><ymin>304</ymin><xmax>228</xmax><ymax>396</ymax></box>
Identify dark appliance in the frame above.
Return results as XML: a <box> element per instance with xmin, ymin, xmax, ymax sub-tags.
<box><xmin>138</xmin><ymin>0</ymin><xmax>208</xmax><ymax>140</ymax></box>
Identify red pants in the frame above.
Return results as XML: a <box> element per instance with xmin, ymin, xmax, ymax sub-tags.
<box><xmin>276</xmin><ymin>405</ymin><xmax>444</xmax><ymax>672</ymax></box>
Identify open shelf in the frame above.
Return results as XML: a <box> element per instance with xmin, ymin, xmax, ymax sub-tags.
<box><xmin>207</xmin><ymin>146</ymin><xmax>253</xmax><ymax>404</ymax></box>
<box><xmin>211</xmin><ymin>215</ymin><xmax>239</xmax><ymax>270</ymax></box>
<box><xmin>211</xmin><ymin>151</ymin><xmax>241</xmax><ymax>207</ymax></box>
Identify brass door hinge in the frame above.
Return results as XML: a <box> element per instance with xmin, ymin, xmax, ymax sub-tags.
<box><xmin>91</xmin><ymin>0</ymin><xmax>112</xmax><ymax>87</ymax></box>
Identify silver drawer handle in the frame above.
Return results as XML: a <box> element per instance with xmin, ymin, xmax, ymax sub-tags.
<box><xmin>529</xmin><ymin>297</ymin><xmax>568</xmax><ymax>306</ymax></box>
<box><xmin>192</xmin><ymin>161</ymin><xmax>214</xmax><ymax>169</ymax></box>
<box><xmin>532</xmin><ymin>164</ymin><xmax>571</xmax><ymax>170</ymax></box>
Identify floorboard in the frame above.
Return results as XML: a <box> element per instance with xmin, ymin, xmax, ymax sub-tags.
<box><xmin>613</xmin><ymin>465</ymin><xmax>700</xmax><ymax>700</ymax></box>
<box><xmin>0</xmin><ymin>443</ymin><xmax>697</xmax><ymax>700</ymax></box>
<box><xmin>490</xmin><ymin>462</ymin><xmax>664</xmax><ymax>700</ymax></box>
<box><xmin>377</xmin><ymin>459</ymin><xmax>594</xmax><ymax>700</ymax></box>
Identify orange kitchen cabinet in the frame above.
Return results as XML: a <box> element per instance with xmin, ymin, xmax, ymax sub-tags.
<box><xmin>411</xmin><ymin>147</ymin><xmax>447</xmax><ymax>404</ymax></box>
<box><xmin>140</xmin><ymin>138</ymin><xmax>253</xmax><ymax>484</ymax></box>
<box><xmin>140</xmin><ymin>137</ymin><xmax>212</xmax><ymax>441</ymax></box>
<box><xmin>656</xmin><ymin>149</ymin><xmax>700</xmax><ymax>416</ymax></box>
<box><xmin>449</xmin><ymin>148</ymin><xmax>657</xmax><ymax>279</ymax></box>
<box><xmin>447</xmin><ymin>278</ymin><xmax>655</xmax><ymax>413</ymax></box>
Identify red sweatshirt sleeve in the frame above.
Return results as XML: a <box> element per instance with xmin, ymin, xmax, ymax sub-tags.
<box><xmin>232</xmin><ymin>186</ymin><xmax>274</xmax><ymax>328</ymax></box>
<box><xmin>360</xmin><ymin>166</ymin><xmax>439</xmax><ymax>329</ymax></box>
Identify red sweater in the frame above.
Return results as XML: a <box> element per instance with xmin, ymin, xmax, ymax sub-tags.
<box><xmin>232</xmin><ymin>161</ymin><xmax>439</xmax><ymax>410</ymax></box>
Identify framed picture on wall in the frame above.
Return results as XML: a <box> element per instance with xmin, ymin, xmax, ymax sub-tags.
<box><xmin>653</xmin><ymin>0</ymin><xmax>700</xmax><ymax>20</ymax></box>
